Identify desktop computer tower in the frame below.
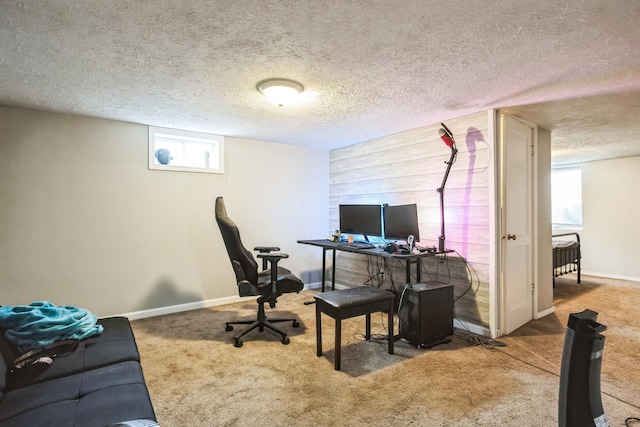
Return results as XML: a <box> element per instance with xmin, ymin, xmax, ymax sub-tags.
<box><xmin>558</xmin><ymin>309</ymin><xmax>608</xmax><ymax>427</ymax></box>
<box><xmin>399</xmin><ymin>281</ymin><xmax>453</xmax><ymax>348</ymax></box>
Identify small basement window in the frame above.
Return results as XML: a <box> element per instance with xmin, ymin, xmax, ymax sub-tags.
<box><xmin>149</xmin><ymin>126</ymin><xmax>224</xmax><ymax>174</ymax></box>
<box><xmin>551</xmin><ymin>166</ymin><xmax>582</xmax><ymax>228</ymax></box>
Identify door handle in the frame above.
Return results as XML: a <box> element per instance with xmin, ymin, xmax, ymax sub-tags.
<box><xmin>507</xmin><ymin>234</ymin><xmax>517</xmax><ymax>240</ymax></box>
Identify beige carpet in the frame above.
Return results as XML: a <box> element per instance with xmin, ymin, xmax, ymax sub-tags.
<box><xmin>132</xmin><ymin>275</ymin><xmax>640</xmax><ymax>426</ymax></box>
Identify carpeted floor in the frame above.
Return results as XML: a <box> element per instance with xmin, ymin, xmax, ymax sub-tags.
<box><xmin>132</xmin><ymin>274</ymin><xmax>640</xmax><ymax>426</ymax></box>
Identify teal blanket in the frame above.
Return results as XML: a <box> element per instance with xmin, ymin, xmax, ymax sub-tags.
<box><xmin>0</xmin><ymin>301</ymin><xmax>103</xmax><ymax>352</ymax></box>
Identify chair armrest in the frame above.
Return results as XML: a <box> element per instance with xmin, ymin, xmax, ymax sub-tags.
<box><xmin>254</xmin><ymin>246</ymin><xmax>280</xmax><ymax>253</ymax></box>
<box><xmin>256</xmin><ymin>252</ymin><xmax>289</xmax><ymax>262</ymax></box>
<box><xmin>255</xmin><ymin>247</ymin><xmax>281</xmax><ymax>270</ymax></box>
<box><xmin>257</xmin><ymin>253</ymin><xmax>290</xmax><ymax>298</ymax></box>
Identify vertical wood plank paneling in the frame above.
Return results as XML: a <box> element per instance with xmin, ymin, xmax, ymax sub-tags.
<box><xmin>329</xmin><ymin>111</ymin><xmax>492</xmax><ymax>327</ymax></box>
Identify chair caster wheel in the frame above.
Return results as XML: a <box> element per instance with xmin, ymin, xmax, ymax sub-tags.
<box><xmin>281</xmin><ymin>337</ymin><xmax>290</xmax><ymax>345</ymax></box>
<box><xmin>292</xmin><ymin>320</ymin><xmax>300</xmax><ymax>328</ymax></box>
<box><xmin>234</xmin><ymin>339</ymin><xmax>243</xmax><ymax>348</ymax></box>
<box><xmin>226</xmin><ymin>325</ymin><xmax>233</xmax><ymax>332</ymax></box>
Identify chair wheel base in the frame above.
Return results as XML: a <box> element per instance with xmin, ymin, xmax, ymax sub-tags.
<box><xmin>225</xmin><ymin>316</ymin><xmax>299</xmax><ymax>347</ymax></box>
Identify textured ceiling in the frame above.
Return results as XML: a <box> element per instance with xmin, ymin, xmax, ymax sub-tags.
<box><xmin>1</xmin><ymin>0</ymin><xmax>639</xmax><ymax>164</ymax></box>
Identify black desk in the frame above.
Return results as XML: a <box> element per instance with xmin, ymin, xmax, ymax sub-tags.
<box><xmin>297</xmin><ymin>239</ymin><xmax>435</xmax><ymax>291</ymax></box>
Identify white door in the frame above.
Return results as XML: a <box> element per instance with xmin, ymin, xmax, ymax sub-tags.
<box><xmin>501</xmin><ymin>114</ymin><xmax>534</xmax><ymax>334</ymax></box>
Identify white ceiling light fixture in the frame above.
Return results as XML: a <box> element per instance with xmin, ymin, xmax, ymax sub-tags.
<box><xmin>257</xmin><ymin>78</ymin><xmax>304</xmax><ymax>107</ymax></box>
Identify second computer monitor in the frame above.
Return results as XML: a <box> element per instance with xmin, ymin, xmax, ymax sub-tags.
<box><xmin>383</xmin><ymin>203</ymin><xmax>420</xmax><ymax>242</ymax></box>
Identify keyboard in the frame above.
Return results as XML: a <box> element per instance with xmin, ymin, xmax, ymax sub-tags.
<box><xmin>339</xmin><ymin>241</ymin><xmax>376</xmax><ymax>249</ymax></box>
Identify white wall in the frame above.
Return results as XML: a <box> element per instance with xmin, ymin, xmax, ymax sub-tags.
<box><xmin>0</xmin><ymin>106</ymin><xmax>329</xmax><ymax>317</ymax></box>
<box><xmin>555</xmin><ymin>156</ymin><xmax>640</xmax><ymax>281</ymax></box>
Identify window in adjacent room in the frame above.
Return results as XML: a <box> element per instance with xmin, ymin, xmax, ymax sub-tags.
<box><xmin>551</xmin><ymin>166</ymin><xmax>582</xmax><ymax>228</ymax></box>
<box><xmin>149</xmin><ymin>126</ymin><xmax>224</xmax><ymax>174</ymax></box>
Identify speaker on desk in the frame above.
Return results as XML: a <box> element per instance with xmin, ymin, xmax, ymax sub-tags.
<box><xmin>398</xmin><ymin>281</ymin><xmax>453</xmax><ymax>348</ymax></box>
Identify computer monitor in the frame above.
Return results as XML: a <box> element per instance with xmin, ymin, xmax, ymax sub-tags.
<box><xmin>383</xmin><ymin>203</ymin><xmax>420</xmax><ymax>242</ymax></box>
<box><xmin>339</xmin><ymin>204</ymin><xmax>382</xmax><ymax>240</ymax></box>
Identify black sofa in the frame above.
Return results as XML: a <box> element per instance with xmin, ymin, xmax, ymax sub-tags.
<box><xmin>0</xmin><ymin>316</ymin><xmax>157</xmax><ymax>427</ymax></box>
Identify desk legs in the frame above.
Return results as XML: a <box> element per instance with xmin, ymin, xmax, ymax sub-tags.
<box><xmin>331</xmin><ymin>250</ymin><xmax>336</xmax><ymax>290</ymax></box>
<box><xmin>321</xmin><ymin>248</ymin><xmax>337</xmax><ymax>292</ymax></box>
<box><xmin>405</xmin><ymin>258</ymin><xmax>422</xmax><ymax>283</ymax></box>
<box><xmin>321</xmin><ymin>248</ymin><xmax>327</xmax><ymax>292</ymax></box>
<box><xmin>387</xmin><ymin>298</ymin><xmax>395</xmax><ymax>355</ymax></box>
<box><xmin>316</xmin><ymin>302</ymin><xmax>322</xmax><ymax>356</ymax></box>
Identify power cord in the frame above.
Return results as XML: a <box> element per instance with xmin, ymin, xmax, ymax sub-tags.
<box><xmin>340</xmin><ymin>335</ymin><xmax>364</xmax><ymax>362</ymax></box>
<box><xmin>452</xmin><ymin>314</ymin><xmax>506</xmax><ymax>350</ymax></box>
<box><xmin>450</xmin><ymin>249</ymin><xmax>481</xmax><ymax>302</ymax></box>
<box><xmin>492</xmin><ymin>344</ymin><xmax>640</xmax><ymax>414</ymax></box>
<box><xmin>350</xmin><ymin>249</ymin><xmax>640</xmax><ymax>421</ymax></box>
<box><xmin>353</xmin><ymin>315</ymin><xmax>396</xmax><ymax>342</ymax></box>
<box><xmin>453</xmin><ymin>321</ymin><xmax>640</xmax><ymax>415</ymax></box>
<box><xmin>364</xmin><ymin>255</ymin><xmax>385</xmax><ymax>287</ymax></box>
<box><xmin>389</xmin><ymin>284</ymin><xmax>411</xmax><ymax>337</ymax></box>
<box><xmin>353</xmin><ymin>285</ymin><xmax>411</xmax><ymax>341</ymax></box>
<box><xmin>435</xmin><ymin>251</ymin><xmax>452</xmax><ymax>282</ymax></box>
<box><xmin>384</xmin><ymin>258</ymin><xmax>396</xmax><ymax>292</ymax></box>
<box><xmin>353</xmin><ymin>305</ymin><xmax>640</xmax><ymax>421</ymax></box>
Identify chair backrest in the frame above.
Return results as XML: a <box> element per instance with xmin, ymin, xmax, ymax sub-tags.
<box><xmin>215</xmin><ymin>197</ymin><xmax>259</xmax><ymax>287</ymax></box>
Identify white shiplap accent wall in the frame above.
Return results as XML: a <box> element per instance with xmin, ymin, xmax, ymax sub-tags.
<box><xmin>329</xmin><ymin>111</ymin><xmax>491</xmax><ymax>327</ymax></box>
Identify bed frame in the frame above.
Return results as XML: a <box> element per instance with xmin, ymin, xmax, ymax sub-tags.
<box><xmin>553</xmin><ymin>232</ymin><xmax>581</xmax><ymax>286</ymax></box>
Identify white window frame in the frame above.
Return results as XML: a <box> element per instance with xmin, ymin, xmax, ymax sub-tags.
<box><xmin>551</xmin><ymin>166</ymin><xmax>583</xmax><ymax>229</ymax></box>
<box><xmin>148</xmin><ymin>126</ymin><xmax>225</xmax><ymax>174</ymax></box>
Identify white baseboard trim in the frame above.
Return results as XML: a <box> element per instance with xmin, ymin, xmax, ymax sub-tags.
<box><xmin>303</xmin><ymin>282</ymin><xmax>322</xmax><ymax>290</ymax></box>
<box><xmin>454</xmin><ymin>318</ymin><xmax>490</xmax><ymax>337</ymax></box>
<box><xmin>304</xmin><ymin>281</ymin><xmax>349</xmax><ymax>291</ymax></box>
<box><xmin>535</xmin><ymin>306</ymin><xmax>556</xmax><ymax>320</ymax></box>
<box><xmin>116</xmin><ymin>295</ymin><xmax>251</xmax><ymax>321</ymax></box>
<box><xmin>581</xmin><ymin>271</ymin><xmax>640</xmax><ymax>283</ymax></box>
<box><xmin>118</xmin><ymin>282</ymin><xmax>348</xmax><ymax>320</ymax></box>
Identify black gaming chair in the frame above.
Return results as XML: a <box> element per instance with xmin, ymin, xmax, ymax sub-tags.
<box><xmin>214</xmin><ymin>196</ymin><xmax>304</xmax><ymax>347</ymax></box>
